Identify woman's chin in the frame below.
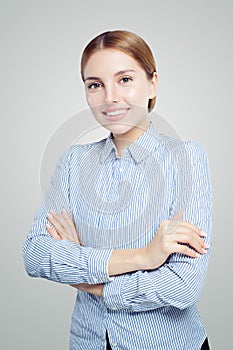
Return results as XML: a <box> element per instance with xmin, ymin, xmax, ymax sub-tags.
<box><xmin>102</xmin><ymin>122</ymin><xmax>135</xmax><ymax>137</ymax></box>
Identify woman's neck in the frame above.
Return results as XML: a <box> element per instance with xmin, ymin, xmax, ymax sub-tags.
<box><xmin>112</xmin><ymin>117</ymin><xmax>150</xmax><ymax>157</ymax></box>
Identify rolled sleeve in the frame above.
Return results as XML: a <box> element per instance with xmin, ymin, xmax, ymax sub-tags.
<box><xmin>24</xmin><ymin>234</ymin><xmax>113</xmax><ymax>285</ymax></box>
<box><xmin>88</xmin><ymin>248</ymin><xmax>114</xmax><ymax>284</ymax></box>
<box><xmin>103</xmin><ymin>274</ymin><xmax>127</xmax><ymax>310</ymax></box>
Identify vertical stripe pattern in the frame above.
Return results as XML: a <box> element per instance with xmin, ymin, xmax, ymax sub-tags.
<box><xmin>23</xmin><ymin>122</ymin><xmax>212</xmax><ymax>349</ymax></box>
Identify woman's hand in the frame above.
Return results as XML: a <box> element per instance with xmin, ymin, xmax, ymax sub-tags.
<box><xmin>141</xmin><ymin>213</ymin><xmax>209</xmax><ymax>270</ymax></box>
<box><xmin>46</xmin><ymin>209</ymin><xmax>81</xmax><ymax>245</ymax></box>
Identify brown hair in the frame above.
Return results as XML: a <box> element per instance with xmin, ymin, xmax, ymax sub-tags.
<box><xmin>81</xmin><ymin>30</ymin><xmax>157</xmax><ymax>112</ymax></box>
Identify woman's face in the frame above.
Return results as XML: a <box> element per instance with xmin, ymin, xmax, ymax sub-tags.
<box><xmin>83</xmin><ymin>49</ymin><xmax>157</xmax><ymax>136</ymax></box>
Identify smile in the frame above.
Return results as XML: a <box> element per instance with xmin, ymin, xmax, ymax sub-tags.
<box><xmin>103</xmin><ymin>108</ymin><xmax>129</xmax><ymax>121</ymax></box>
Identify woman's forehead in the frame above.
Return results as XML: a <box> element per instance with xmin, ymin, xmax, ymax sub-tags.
<box><xmin>83</xmin><ymin>49</ymin><xmax>142</xmax><ymax>77</ymax></box>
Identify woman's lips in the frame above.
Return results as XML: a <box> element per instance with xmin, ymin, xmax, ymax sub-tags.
<box><xmin>102</xmin><ymin>108</ymin><xmax>129</xmax><ymax>121</ymax></box>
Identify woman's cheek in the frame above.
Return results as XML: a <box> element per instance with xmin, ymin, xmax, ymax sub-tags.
<box><xmin>125</xmin><ymin>88</ymin><xmax>147</xmax><ymax>108</ymax></box>
<box><xmin>125</xmin><ymin>88</ymin><xmax>137</xmax><ymax>100</ymax></box>
<box><xmin>85</xmin><ymin>90</ymin><xmax>103</xmax><ymax>107</ymax></box>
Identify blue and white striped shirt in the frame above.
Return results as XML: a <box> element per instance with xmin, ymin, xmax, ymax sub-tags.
<box><xmin>23</xmin><ymin>122</ymin><xmax>212</xmax><ymax>349</ymax></box>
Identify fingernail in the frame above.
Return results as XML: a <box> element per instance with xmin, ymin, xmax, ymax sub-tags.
<box><xmin>201</xmin><ymin>231</ymin><xmax>207</xmax><ymax>237</ymax></box>
<box><xmin>62</xmin><ymin>209</ymin><xmax>67</xmax><ymax>214</ymax></box>
<box><xmin>202</xmin><ymin>248</ymin><xmax>208</xmax><ymax>254</ymax></box>
<box><xmin>196</xmin><ymin>253</ymin><xmax>201</xmax><ymax>258</ymax></box>
<box><xmin>47</xmin><ymin>213</ymin><xmax>53</xmax><ymax>218</ymax></box>
<box><xmin>204</xmin><ymin>243</ymin><xmax>210</xmax><ymax>249</ymax></box>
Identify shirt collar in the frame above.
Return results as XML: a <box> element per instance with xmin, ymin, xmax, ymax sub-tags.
<box><xmin>99</xmin><ymin>135</ymin><xmax>118</xmax><ymax>164</ymax></box>
<box><xmin>100</xmin><ymin>121</ymin><xmax>160</xmax><ymax>164</ymax></box>
<box><xmin>128</xmin><ymin>121</ymin><xmax>160</xmax><ymax>163</ymax></box>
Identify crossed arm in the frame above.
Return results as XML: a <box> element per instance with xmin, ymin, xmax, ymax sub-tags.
<box><xmin>23</xmin><ymin>141</ymin><xmax>211</xmax><ymax>309</ymax></box>
<box><xmin>46</xmin><ymin>209</ymin><xmax>209</xmax><ymax>297</ymax></box>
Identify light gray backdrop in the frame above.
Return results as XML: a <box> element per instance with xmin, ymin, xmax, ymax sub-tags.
<box><xmin>1</xmin><ymin>0</ymin><xmax>232</xmax><ymax>349</ymax></box>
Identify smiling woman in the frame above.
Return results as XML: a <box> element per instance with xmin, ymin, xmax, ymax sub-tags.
<box><xmin>23</xmin><ymin>30</ymin><xmax>212</xmax><ymax>350</ymax></box>
<box><xmin>83</xmin><ymin>48</ymin><xmax>157</xmax><ymax>147</ymax></box>
<box><xmin>81</xmin><ymin>30</ymin><xmax>157</xmax><ymax>109</ymax></box>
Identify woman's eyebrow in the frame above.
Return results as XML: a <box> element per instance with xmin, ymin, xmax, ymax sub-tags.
<box><xmin>84</xmin><ymin>70</ymin><xmax>136</xmax><ymax>82</ymax></box>
<box><xmin>114</xmin><ymin>69</ymin><xmax>136</xmax><ymax>76</ymax></box>
<box><xmin>84</xmin><ymin>76</ymin><xmax>100</xmax><ymax>82</ymax></box>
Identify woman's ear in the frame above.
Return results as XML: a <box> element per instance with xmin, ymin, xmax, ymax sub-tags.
<box><xmin>149</xmin><ymin>71</ymin><xmax>158</xmax><ymax>99</ymax></box>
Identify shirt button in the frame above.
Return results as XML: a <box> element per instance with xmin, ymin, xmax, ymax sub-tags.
<box><xmin>111</xmin><ymin>342</ymin><xmax>117</xmax><ymax>347</ymax></box>
<box><xmin>119</xmin><ymin>167</ymin><xmax>123</xmax><ymax>173</ymax></box>
<box><xmin>93</xmin><ymin>277</ymin><xmax>98</xmax><ymax>283</ymax></box>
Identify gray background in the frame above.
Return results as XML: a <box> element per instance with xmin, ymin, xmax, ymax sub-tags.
<box><xmin>1</xmin><ymin>0</ymin><xmax>232</xmax><ymax>349</ymax></box>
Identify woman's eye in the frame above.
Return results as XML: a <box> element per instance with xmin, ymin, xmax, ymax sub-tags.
<box><xmin>120</xmin><ymin>77</ymin><xmax>133</xmax><ymax>84</ymax></box>
<box><xmin>88</xmin><ymin>82</ymin><xmax>102</xmax><ymax>90</ymax></box>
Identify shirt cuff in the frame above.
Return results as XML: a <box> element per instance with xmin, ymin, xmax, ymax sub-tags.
<box><xmin>103</xmin><ymin>273</ymin><xmax>130</xmax><ymax>310</ymax></box>
<box><xmin>88</xmin><ymin>248</ymin><xmax>114</xmax><ymax>284</ymax></box>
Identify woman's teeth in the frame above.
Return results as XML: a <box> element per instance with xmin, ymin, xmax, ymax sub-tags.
<box><xmin>105</xmin><ymin>109</ymin><xmax>127</xmax><ymax>116</ymax></box>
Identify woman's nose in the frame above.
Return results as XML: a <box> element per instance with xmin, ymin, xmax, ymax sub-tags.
<box><xmin>104</xmin><ymin>84</ymin><xmax>120</xmax><ymax>104</ymax></box>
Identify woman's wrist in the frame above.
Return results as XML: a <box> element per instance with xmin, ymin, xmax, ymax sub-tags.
<box><xmin>108</xmin><ymin>248</ymin><xmax>146</xmax><ymax>277</ymax></box>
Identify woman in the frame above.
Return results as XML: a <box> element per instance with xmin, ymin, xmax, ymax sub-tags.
<box><xmin>23</xmin><ymin>30</ymin><xmax>211</xmax><ymax>349</ymax></box>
